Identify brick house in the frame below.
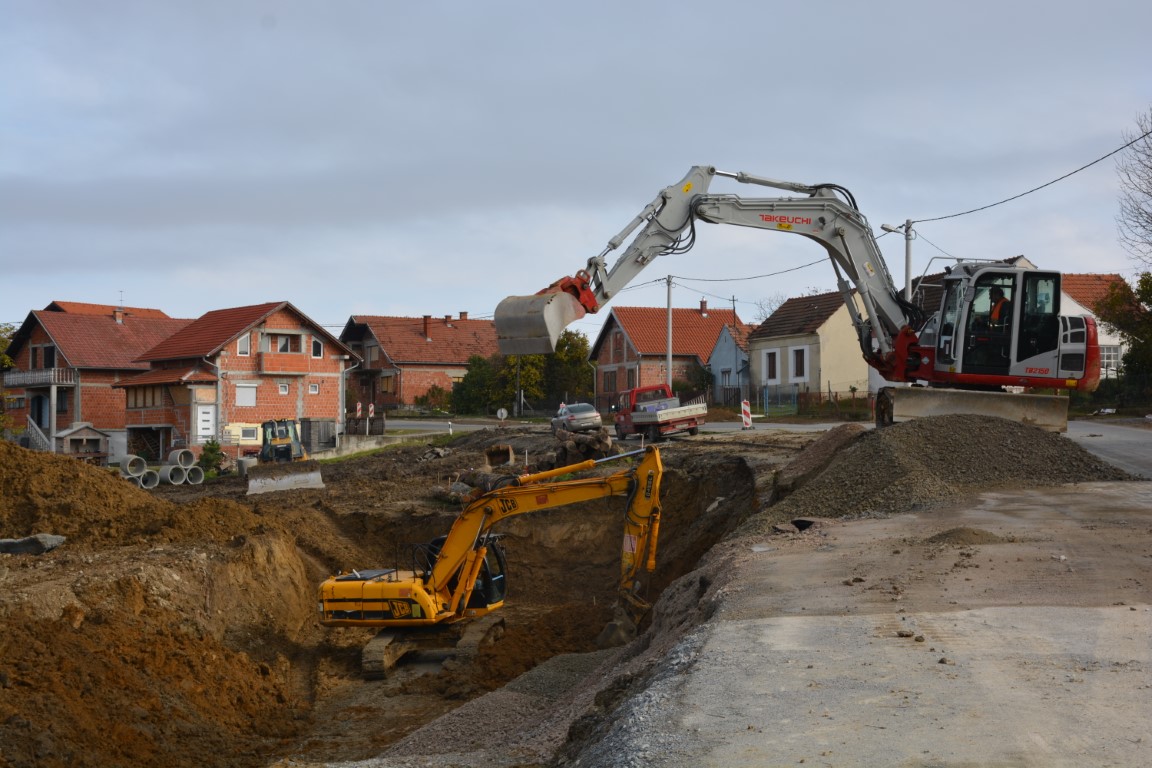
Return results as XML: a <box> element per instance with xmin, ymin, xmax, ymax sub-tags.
<box><xmin>120</xmin><ymin>301</ymin><xmax>355</xmax><ymax>462</ymax></box>
<box><xmin>2</xmin><ymin>302</ymin><xmax>192</xmax><ymax>459</ymax></box>
<box><xmin>588</xmin><ymin>300</ymin><xmax>743</xmax><ymax>412</ymax></box>
<box><xmin>747</xmin><ymin>290</ymin><xmax>870</xmax><ymax>411</ymax></box>
<box><xmin>339</xmin><ymin>312</ymin><xmax>497</xmax><ymax>410</ymax></box>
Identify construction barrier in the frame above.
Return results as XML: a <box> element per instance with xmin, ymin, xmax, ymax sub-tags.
<box><xmin>740</xmin><ymin>400</ymin><xmax>752</xmax><ymax>430</ymax></box>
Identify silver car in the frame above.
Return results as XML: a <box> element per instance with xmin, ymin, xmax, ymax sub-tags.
<box><xmin>550</xmin><ymin>403</ymin><xmax>603</xmax><ymax>434</ymax></box>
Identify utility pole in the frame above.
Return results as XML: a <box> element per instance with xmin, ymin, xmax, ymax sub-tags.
<box><xmin>666</xmin><ymin>275</ymin><xmax>673</xmax><ymax>389</ymax></box>
<box><xmin>881</xmin><ymin>220</ymin><xmax>915</xmax><ymax>300</ymax></box>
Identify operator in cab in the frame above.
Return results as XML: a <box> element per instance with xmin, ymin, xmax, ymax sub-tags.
<box><xmin>988</xmin><ymin>286</ymin><xmax>1012</xmax><ymax>331</ymax></box>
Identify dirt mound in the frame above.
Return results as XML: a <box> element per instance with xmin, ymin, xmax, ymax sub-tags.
<box><xmin>739</xmin><ymin>415</ymin><xmax>1135</xmax><ymax>535</ymax></box>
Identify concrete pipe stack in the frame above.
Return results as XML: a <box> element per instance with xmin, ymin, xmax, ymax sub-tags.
<box><xmin>116</xmin><ymin>449</ymin><xmax>205</xmax><ymax>488</ymax></box>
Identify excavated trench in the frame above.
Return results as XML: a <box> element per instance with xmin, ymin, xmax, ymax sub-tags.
<box><xmin>0</xmin><ymin>418</ymin><xmax>1131</xmax><ymax>768</ymax></box>
<box><xmin>0</xmin><ymin>429</ymin><xmax>788</xmax><ymax>768</ymax></box>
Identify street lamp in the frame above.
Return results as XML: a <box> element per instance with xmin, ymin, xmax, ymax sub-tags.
<box><xmin>880</xmin><ymin>219</ymin><xmax>914</xmax><ymax>300</ymax></box>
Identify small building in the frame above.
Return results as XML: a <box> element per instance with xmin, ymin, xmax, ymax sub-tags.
<box><xmin>340</xmin><ymin>312</ymin><xmax>497</xmax><ymax>410</ymax></box>
<box><xmin>589</xmin><ymin>300</ymin><xmax>744</xmax><ymax>411</ymax></box>
<box><xmin>747</xmin><ymin>291</ymin><xmax>870</xmax><ymax>411</ymax></box>
<box><xmin>707</xmin><ymin>322</ymin><xmax>757</xmax><ymax>406</ymax></box>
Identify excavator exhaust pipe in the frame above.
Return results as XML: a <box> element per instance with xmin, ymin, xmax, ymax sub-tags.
<box><xmin>495</xmin><ymin>292</ymin><xmax>587</xmax><ymax>356</ymax></box>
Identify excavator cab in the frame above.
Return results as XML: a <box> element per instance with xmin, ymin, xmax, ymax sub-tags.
<box><xmin>930</xmin><ymin>267</ymin><xmax>1088</xmax><ymax>385</ymax></box>
<box><xmin>420</xmin><ymin>534</ymin><xmax>508</xmax><ymax>610</ymax></box>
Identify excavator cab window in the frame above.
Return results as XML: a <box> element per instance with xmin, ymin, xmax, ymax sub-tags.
<box><xmin>1019</xmin><ymin>273</ymin><xmax>1060</xmax><ymax>359</ymax></box>
<box><xmin>963</xmin><ymin>273</ymin><xmax>1016</xmax><ymax>374</ymax></box>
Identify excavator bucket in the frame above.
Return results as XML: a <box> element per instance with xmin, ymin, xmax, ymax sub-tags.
<box><xmin>495</xmin><ymin>292</ymin><xmax>587</xmax><ymax>355</ymax></box>
<box><xmin>877</xmin><ymin>387</ymin><xmax>1070</xmax><ymax>433</ymax></box>
<box><xmin>246</xmin><ymin>459</ymin><xmax>325</xmax><ymax>495</ymax></box>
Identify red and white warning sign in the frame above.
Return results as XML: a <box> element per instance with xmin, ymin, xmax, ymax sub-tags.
<box><xmin>740</xmin><ymin>400</ymin><xmax>752</xmax><ymax>429</ymax></box>
<box><xmin>355</xmin><ymin>402</ymin><xmax>362</xmax><ymax>418</ymax></box>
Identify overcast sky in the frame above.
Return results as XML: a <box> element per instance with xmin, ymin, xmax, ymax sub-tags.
<box><xmin>3</xmin><ymin>1</ymin><xmax>1151</xmax><ymax>343</ymax></box>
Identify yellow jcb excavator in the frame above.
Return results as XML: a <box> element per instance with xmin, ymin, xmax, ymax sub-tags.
<box><xmin>318</xmin><ymin>446</ymin><xmax>664</xmax><ymax>678</ymax></box>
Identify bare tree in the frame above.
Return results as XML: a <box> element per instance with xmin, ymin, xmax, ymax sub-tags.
<box><xmin>1117</xmin><ymin>109</ymin><xmax>1152</xmax><ymax>266</ymax></box>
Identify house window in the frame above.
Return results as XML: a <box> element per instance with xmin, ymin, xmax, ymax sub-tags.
<box><xmin>279</xmin><ymin>383</ymin><xmax>289</xmax><ymax>395</ymax></box>
<box><xmin>236</xmin><ymin>384</ymin><xmax>257</xmax><ymax>407</ymax></box>
<box><xmin>240</xmin><ymin>427</ymin><xmax>258</xmax><ymax>441</ymax></box>
<box><xmin>31</xmin><ymin>348</ymin><xmax>38</xmax><ymax>368</ymax></box>
<box><xmin>237</xmin><ymin>334</ymin><xmax>251</xmax><ymax>356</ymax></box>
<box><xmin>604</xmin><ymin>370</ymin><xmax>617</xmax><ymax>392</ymax></box>
<box><xmin>721</xmin><ymin>369</ymin><xmax>731</xmax><ymax>387</ymax></box>
<box><xmin>275</xmin><ymin>335</ymin><xmax>301</xmax><ymax>353</ymax></box>
<box><xmin>1100</xmin><ymin>345</ymin><xmax>1122</xmax><ymax>378</ymax></box>
<box><xmin>308</xmin><ymin>383</ymin><xmax>320</xmax><ymax>394</ymax></box>
<box><xmin>56</xmin><ymin>390</ymin><xmax>69</xmax><ymax>413</ymax></box>
<box><xmin>311</xmin><ymin>338</ymin><xmax>323</xmax><ymax>358</ymax></box>
<box><xmin>626</xmin><ymin>368</ymin><xmax>636</xmax><ymax>388</ymax></box>
<box><xmin>763</xmin><ymin>350</ymin><xmax>779</xmax><ymax>384</ymax></box>
<box><xmin>789</xmin><ymin>346</ymin><xmax>809</xmax><ymax>383</ymax></box>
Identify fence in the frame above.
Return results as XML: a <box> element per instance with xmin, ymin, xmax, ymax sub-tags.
<box><xmin>758</xmin><ymin>385</ymin><xmax>873</xmax><ymax>420</ymax></box>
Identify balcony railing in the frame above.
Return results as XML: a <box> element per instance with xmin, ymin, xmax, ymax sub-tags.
<box><xmin>3</xmin><ymin>368</ymin><xmax>76</xmax><ymax>387</ymax></box>
<box><xmin>259</xmin><ymin>351</ymin><xmax>308</xmax><ymax>375</ymax></box>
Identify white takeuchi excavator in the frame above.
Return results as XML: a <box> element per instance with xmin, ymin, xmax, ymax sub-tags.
<box><xmin>494</xmin><ymin>166</ymin><xmax>1100</xmax><ymax>431</ymax></box>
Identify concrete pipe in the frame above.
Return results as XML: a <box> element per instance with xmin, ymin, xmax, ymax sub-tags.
<box><xmin>157</xmin><ymin>465</ymin><xmax>186</xmax><ymax>485</ymax></box>
<box><xmin>184</xmin><ymin>466</ymin><xmax>205</xmax><ymax>485</ymax></box>
<box><xmin>139</xmin><ymin>470</ymin><xmax>160</xmax><ymax>490</ymax></box>
<box><xmin>117</xmin><ymin>454</ymin><xmax>147</xmax><ymax>478</ymax></box>
<box><xmin>166</xmin><ymin>449</ymin><xmax>196</xmax><ymax>468</ymax></box>
<box><xmin>123</xmin><ymin>474</ymin><xmax>142</xmax><ymax>487</ymax></box>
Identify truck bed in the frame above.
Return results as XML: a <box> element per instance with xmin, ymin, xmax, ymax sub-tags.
<box><xmin>629</xmin><ymin>402</ymin><xmax>708</xmax><ymax>424</ymax></box>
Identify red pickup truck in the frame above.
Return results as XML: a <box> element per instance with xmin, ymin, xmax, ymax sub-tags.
<box><xmin>613</xmin><ymin>384</ymin><xmax>707</xmax><ymax>441</ymax></box>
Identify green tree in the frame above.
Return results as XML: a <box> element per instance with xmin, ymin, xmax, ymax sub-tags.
<box><xmin>452</xmin><ymin>355</ymin><xmax>499</xmax><ymax>415</ymax></box>
<box><xmin>198</xmin><ymin>439</ymin><xmax>225</xmax><ymax>474</ymax></box>
<box><xmin>544</xmin><ymin>330</ymin><xmax>593</xmax><ymax>403</ymax></box>
<box><xmin>415</xmin><ymin>384</ymin><xmax>451</xmax><ymax>411</ymax></box>
<box><xmin>1095</xmin><ymin>274</ymin><xmax>1152</xmax><ymax>391</ymax></box>
<box><xmin>0</xmin><ymin>322</ymin><xmax>15</xmax><ymax>433</ymax></box>
<box><xmin>496</xmin><ymin>354</ymin><xmax>545</xmax><ymax>413</ymax></box>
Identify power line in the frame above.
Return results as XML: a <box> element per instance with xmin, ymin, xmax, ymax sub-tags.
<box><xmin>914</xmin><ymin>128</ymin><xmax>1152</xmax><ymax>224</ymax></box>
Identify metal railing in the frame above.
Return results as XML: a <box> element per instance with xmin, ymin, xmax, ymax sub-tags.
<box><xmin>24</xmin><ymin>416</ymin><xmax>51</xmax><ymax>452</ymax></box>
<box><xmin>3</xmin><ymin>368</ymin><xmax>76</xmax><ymax>387</ymax></box>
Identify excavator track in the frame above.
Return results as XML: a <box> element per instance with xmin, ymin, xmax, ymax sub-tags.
<box><xmin>360</xmin><ymin>615</ymin><xmax>507</xmax><ymax>679</ymax></box>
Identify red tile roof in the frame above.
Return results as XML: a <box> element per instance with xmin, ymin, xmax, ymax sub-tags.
<box><xmin>749</xmin><ymin>291</ymin><xmax>846</xmax><ymax>340</ymax></box>
<box><xmin>43</xmin><ymin>301</ymin><xmax>171</xmax><ymax>319</ymax></box>
<box><xmin>1062</xmin><ymin>273</ymin><xmax>1125</xmax><ymax>313</ymax></box>
<box><xmin>138</xmin><ymin>301</ymin><xmax>286</xmax><ymax>361</ymax></box>
<box><xmin>26</xmin><ymin>310</ymin><xmax>192</xmax><ymax>370</ymax></box>
<box><xmin>347</xmin><ymin>314</ymin><xmax>498</xmax><ymax>364</ymax></box>
<box><xmin>118</xmin><ymin>366</ymin><xmax>219</xmax><ymax>387</ymax></box>
<box><xmin>604</xmin><ymin>304</ymin><xmax>743</xmax><ymax>362</ymax></box>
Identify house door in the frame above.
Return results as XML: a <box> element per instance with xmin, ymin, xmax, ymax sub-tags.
<box><xmin>30</xmin><ymin>395</ymin><xmax>49</xmax><ymax>429</ymax></box>
<box><xmin>196</xmin><ymin>406</ymin><xmax>216</xmax><ymax>443</ymax></box>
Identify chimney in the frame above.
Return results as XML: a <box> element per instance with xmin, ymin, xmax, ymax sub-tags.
<box><xmin>459</xmin><ymin>311</ymin><xmax>468</xmax><ymax>321</ymax></box>
<box><xmin>423</xmin><ymin>315</ymin><xmax>431</xmax><ymax>340</ymax></box>
<box><xmin>113</xmin><ymin>307</ymin><xmax>124</xmax><ymax>324</ymax></box>
<box><xmin>699</xmin><ymin>298</ymin><xmax>708</xmax><ymax>316</ymax></box>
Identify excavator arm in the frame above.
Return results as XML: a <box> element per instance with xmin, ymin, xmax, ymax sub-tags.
<box><xmin>495</xmin><ymin>165</ymin><xmax>923</xmax><ymax>379</ymax></box>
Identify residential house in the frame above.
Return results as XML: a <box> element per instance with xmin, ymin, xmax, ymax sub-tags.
<box><xmin>120</xmin><ymin>301</ymin><xmax>355</xmax><ymax>462</ymax></box>
<box><xmin>589</xmin><ymin>300</ymin><xmax>743</xmax><ymax>411</ymax></box>
<box><xmin>1062</xmin><ymin>274</ymin><xmax>1126</xmax><ymax>377</ymax></box>
<box><xmin>707</xmin><ymin>321</ymin><xmax>757</xmax><ymax>406</ymax></box>
<box><xmin>747</xmin><ymin>290</ymin><xmax>870</xmax><ymax>410</ymax></box>
<box><xmin>2</xmin><ymin>302</ymin><xmax>192</xmax><ymax>458</ymax></box>
<box><xmin>340</xmin><ymin>312</ymin><xmax>497</xmax><ymax>410</ymax></box>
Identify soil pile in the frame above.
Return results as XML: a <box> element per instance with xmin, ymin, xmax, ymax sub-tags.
<box><xmin>739</xmin><ymin>414</ymin><xmax>1135</xmax><ymax>535</ymax></box>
